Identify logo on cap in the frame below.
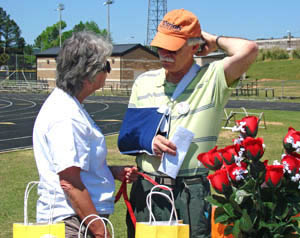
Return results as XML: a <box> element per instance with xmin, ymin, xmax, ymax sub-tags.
<box><xmin>160</xmin><ymin>20</ymin><xmax>182</xmax><ymax>32</ymax></box>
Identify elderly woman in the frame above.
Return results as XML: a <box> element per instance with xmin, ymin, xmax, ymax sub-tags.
<box><xmin>33</xmin><ymin>31</ymin><xmax>137</xmax><ymax>238</ymax></box>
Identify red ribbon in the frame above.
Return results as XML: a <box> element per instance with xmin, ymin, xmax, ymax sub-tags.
<box><xmin>114</xmin><ymin>172</ymin><xmax>170</xmax><ymax>228</ymax></box>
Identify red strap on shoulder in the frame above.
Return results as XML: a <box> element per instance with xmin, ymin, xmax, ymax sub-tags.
<box><xmin>114</xmin><ymin>172</ymin><xmax>170</xmax><ymax>228</ymax></box>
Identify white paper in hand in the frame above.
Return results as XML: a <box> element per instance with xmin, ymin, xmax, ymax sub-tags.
<box><xmin>158</xmin><ymin>126</ymin><xmax>194</xmax><ymax>179</ymax></box>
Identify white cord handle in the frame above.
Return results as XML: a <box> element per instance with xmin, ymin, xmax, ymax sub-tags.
<box><xmin>78</xmin><ymin>214</ymin><xmax>114</xmax><ymax>238</ymax></box>
<box><xmin>146</xmin><ymin>185</ymin><xmax>174</xmax><ymax>222</ymax></box>
<box><xmin>24</xmin><ymin>181</ymin><xmax>56</xmax><ymax>225</ymax></box>
<box><xmin>146</xmin><ymin>185</ymin><xmax>178</xmax><ymax>224</ymax></box>
<box><xmin>150</xmin><ymin>185</ymin><xmax>175</xmax><ymax>202</ymax></box>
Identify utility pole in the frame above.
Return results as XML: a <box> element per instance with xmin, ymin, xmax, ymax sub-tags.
<box><xmin>103</xmin><ymin>0</ymin><xmax>114</xmax><ymax>41</ymax></box>
<box><xmin>56</xmin><ymin>3</ymin><xmax>65</xmax><ymax>47</ymax></box>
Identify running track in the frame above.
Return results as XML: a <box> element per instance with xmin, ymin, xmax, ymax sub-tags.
<box><xmin>0</xmin><ymin>92</ymin><xmax>300</xmax><ymax>153</ymax></box>
<box><xmin>0</xmin><ymin>93</ymin><xmax>128</xmax><ymax>153</ymax></box>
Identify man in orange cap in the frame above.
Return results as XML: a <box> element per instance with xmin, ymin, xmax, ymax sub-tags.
<box><xmin>125</xmin><ymin>9</ymin><xmax>258</xmax><ymax>238</ymax></box>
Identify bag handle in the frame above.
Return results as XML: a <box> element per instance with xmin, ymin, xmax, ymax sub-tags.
<box><xmin>24</xmin><ymin>181</ymin><xmax>56</xmax><ymax>225</ymax></box>
<box><xmin>146</xmin><ymin>185</ymin><xmax>179</xmax><ymax>225</ymax></box>
<box><xmin>150</xmin><ymin>184</ymin><xmax>175</xmax><ymax>202</ymax></box>
<box><xmin>147</xmin><ymin>184</ymin><xmax>176</xmax><ymax>223</ymax></box>
<box><xmin>78</xmin><ymin>214</ymin><xmax>114</xmax><ymax>238</ymax></box>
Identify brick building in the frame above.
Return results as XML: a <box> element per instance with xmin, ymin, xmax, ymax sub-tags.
<box><xmin>35</xmin><ymin>44</ymin><xmax>161</xmax><ymax>89</ymax></box>
<box><xmin>35</xmin><ymin>44</ymin><xmax>226</xmax><ymax>90</ymax></box>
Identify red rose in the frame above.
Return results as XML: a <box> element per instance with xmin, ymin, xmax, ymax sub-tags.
<box><xmin>265</xmin><ymin>165</ymin><xmax>284</xmax><ymax>188</ymax></box>
<box><xmin>227</xmin><ymin>162</ymin><xmax>248</xmax><ymax>182</ymax></box>
<box><xmin>207</xmin><ymin>169</ymin><xmax>231</xmax><ymax>194</ymax></box>
<box><xmin>218</xmin><ymin>145</ymin><xmax>239</xmax><ymax>165</ymax></box>
<box><xmin>281</xmin><ymin>154</ymin><xmax>300</xmax><ymax>174</ymax></box>
<box><xmin>236</xmin><ymin>116</ymin><xmax>259</xmax><ymax>138</ymax></box>
<box><xmin>197</xmin><ymin>146</ymin><xmax>223</xmax><ymax>170</ymax></box>
<box><xmin>283</xmin><ymin>127</ymin><xmax>300</xmax><ymax>154</ymax></box>
<box><xmin>242</xmin><ymin>137</ymin><xmax>265</xmax><ymax>161</ymax></box>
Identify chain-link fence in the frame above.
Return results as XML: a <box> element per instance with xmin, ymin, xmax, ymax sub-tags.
<box><xmin>0</xmin><ymin>53</ymin><xmax>36</xmax><ymax>81</ymax></box>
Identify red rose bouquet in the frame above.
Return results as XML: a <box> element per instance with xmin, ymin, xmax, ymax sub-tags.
<box><xmin>198</xmin><ymin>116</ymin><xmax>300</xmax><ymax>237</ymax></box>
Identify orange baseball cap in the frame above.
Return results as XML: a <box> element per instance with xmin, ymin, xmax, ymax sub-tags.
<box><xmin>151</xmin><ymin>9</ymin><xmax>201</xmax><ymax>51</ymax></box>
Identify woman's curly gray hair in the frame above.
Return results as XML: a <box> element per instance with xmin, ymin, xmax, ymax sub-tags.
<box><xmin>56</xmin><ymin>31</ymin><xmax>113</xmax><ymax>96</ymax></box>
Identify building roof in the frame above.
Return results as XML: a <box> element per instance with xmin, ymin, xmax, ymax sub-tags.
<box><xmin>35</xmin><ymin>44</ymin><xmax>158</xmax><ymax>57</ymax></box>
<box><xmin>112</xmin><ymin>44</ymin><xmax>158</xmax><ymax>57</ymax></box>
<box><xmin>35</xmin><ymin>47</ymin><xmax>61</xmax><ymax>57</ymax></box>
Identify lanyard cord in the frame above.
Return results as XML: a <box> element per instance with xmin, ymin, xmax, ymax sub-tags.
<box><xmin>170</xmin><ymin>63</ymin><xmax>201</xmax><ymax>101</ymax></box>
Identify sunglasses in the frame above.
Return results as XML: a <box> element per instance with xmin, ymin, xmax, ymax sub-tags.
<box><xmin>101</xmin><ymin>61</ymin><xmax>111</xmax><ymax>74</ymax></box>
<box><xmin>156</xmin><ymin>47</ymin><xmax>183</xmax><ymax>55</ymax></box>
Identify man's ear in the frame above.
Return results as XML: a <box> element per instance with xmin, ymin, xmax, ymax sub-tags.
<box><xmin>192</xmin><ymin>44</ymin><xmax>201</xmax><ymax>54</ymax></box>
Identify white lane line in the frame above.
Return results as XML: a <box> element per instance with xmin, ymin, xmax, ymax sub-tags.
<box><xmin>0</xmin><ymin>98</ymin><xmax>37</xmax><ymax>114</ymax></box>
<box><xmin>0</xmin><ymin>136</ymin><xmax>32</xmax><ymax>142</ymax></box>
<box><xmin>84</xmin><ymin>100</ymin><xmax>110</xmax><ymax>115</ymax></box>
<box><xmin>0</xmin><ymin>99</ymin><xmax>13</xmax><ymax>109</ymax></box>
<box><xmin>0</xmin><ymin>146</ymin><xmax>33</xmax><ymax>154</ymax></box>
<box><xmin>0</xmin><ymin>122</ymin><xmax>15</xmax><ymax>125</ymax></box>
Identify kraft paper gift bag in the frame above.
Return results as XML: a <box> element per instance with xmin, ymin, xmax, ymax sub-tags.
<box><xmin>78</xmin><ymin>214</ymin><xmax>114</xmax><ymax>238</ymax></box>
<box><xmin>13</xmin><ymin>181</ymin><xmax>65</xmax><ymax>238</ymax></box>
<box><xmin>135</xmin><ymin>185</ymin><xmax>189</xmax><ymax>238</ymax></box>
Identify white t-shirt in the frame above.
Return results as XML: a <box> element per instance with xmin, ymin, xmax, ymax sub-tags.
<box><xmin>33</xmin><ymin>88</ymin><xmax>115</xmax><ymax>223</ymax></box>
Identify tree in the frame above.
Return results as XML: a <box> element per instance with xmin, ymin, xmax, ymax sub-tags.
<box><xmin>73</xmin><ymin>21</ymin><xmax>108</xmax><ymax>36</ymax></box>
<box><xmin>0</xmin><ymin>7</ymin><xmax>25</xmax><ymax>53</ymax></box>
<box><xmin>34</xmin><ymin>21</ymin><xmax>67</xmax><ymax>51</ymax></box>
<box><xmin>34</xmin><ymin>20</ymin><xmax>110</xmax><ymax>51</ymax></box>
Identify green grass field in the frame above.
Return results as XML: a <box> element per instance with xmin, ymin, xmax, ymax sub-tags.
<box><xmin>1</xmin><ymin>58</ymin><xmax>300</xmax><ymax>237</ymax></box>
<box><xmin>248</xmin><ymin>59</ymin><xmax>300</xmax><ymax>81</ymax></box>
<box><xmin>230</xmin><ymin>59</ymin><xmax>300</xmax><ymax>101</ymax></box>
<box><xmin>1</xmin><ymin>109</ymin><xmax>299</xmax><ymax>238</ymax></box>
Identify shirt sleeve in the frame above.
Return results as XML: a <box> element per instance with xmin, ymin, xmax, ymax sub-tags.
<box><xmin>210</xmin><ymin>59</ymin><xmax>236</xmax><ymax>108</ymax></box>
<box><xmin>46</xmin><ymin>119</ymin><xmax>91</xmax><ymax>173</ymax></box>
<box><xmin>128</xmin><ymin>80</ymin><xmax>139</xmax><ymax>108</ymax></box>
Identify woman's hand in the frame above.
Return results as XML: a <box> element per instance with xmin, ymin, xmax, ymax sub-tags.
<box><xmin>110</xmin><ymin>166</ymin><xmax>139</xmax><ymax>183</ymax></box>
<box><xmin>123</xmin><ymin>166</ymin><xmax>138</xmax><ymax>183</ymax></box>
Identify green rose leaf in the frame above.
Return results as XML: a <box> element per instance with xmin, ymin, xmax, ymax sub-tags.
<box><xmin>274</xmin><ymin>200</ymin><xmax>288</xmax><ymax>219</ymax></box>
<box><xmin>214</xmin><ymin>206</ymin><xmax>231</xmax><ymax>223</ymax></box>
<box><xmin>212</xmin><ymin>194</ymin><xmax>228</xmax><ymax>204</ymax></box>
<box><xmin>232</xmin><ymin>219</ymin><xmax>241</xmax><ymax>237</ymax></box>
<box><xmin>224</xmin><ymin>203</ymin><xmax>235</xmax><ymax>217</ymax></box>
<box><xmin>240</xmin><ymin>209</ymin><xmax>253</xmax><ymax>232</ymax></box>
<box><xmin>240</xmin><ymin>177</ymin><xmax>256</xmax><ymax>191</ymax></box>
<box><xmin>205</xmin><ymin>195</ymin><xmax>225</xmax><ymax>207</ymax></box>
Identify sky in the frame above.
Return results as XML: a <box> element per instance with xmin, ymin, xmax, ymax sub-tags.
<box><xmin>1</xmin><ymin>0</ymin><xmax>300</xmax><ymax>46</ymax></box>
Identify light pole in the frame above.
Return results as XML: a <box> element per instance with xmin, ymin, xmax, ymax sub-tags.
<box><xmin>103</xmin><ymin>0</ymin><xmax>114</xmax><ymax>40</ymax></box>
<box><xmin>56</xmin><ymin>3</ymin><xmax>65</xmax><ymax>47</ymax></box>
<box><xmin>287</xmin><ymin>30</ymin><xmax>292</xmax><ymax>50</ymax></box>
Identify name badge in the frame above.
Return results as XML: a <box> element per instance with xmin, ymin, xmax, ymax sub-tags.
<box><xmin>176</xmin><ymin>101</ymin><xmax>190</xmax><ymax>115</ymax></box>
